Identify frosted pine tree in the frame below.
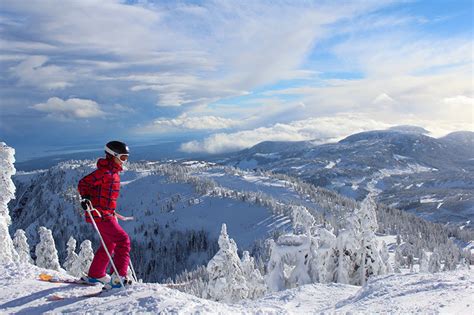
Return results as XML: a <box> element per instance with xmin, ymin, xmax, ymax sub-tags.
<box><xmin>13</xmin><ymin>229</ymin><xmax>33</xmax><ymax>264</ymax></box>
<box><xmin>428</xmin><ymin>251</ymin><xmax>441</xmax><ymax>273</ymax></box>
<box><xmin>70</xmin><ymin>240</ymin><xmax>94</xmax><ymax>277</ymax></box>
<box><xmin>334</xmin><ymin>229</ymin><xmax>358</xmax><ymax>284</ymax></box>
<box><xmin>355</xmin><ymin>196</ymin><xmax>387</xmax><ymax>285</ymax></box>
<box><xmin>0</xmin><ymin>142</ymin><xmax>19</xmax><ymax>264</ymax></box>
<box><xmin>266</xmin><ymin>234</ymin><xmax>312</xmax><ymax>291</ymax></box>
<box><xmin>63</xmin><ymin>236</ymin><xmax>79</xmax><ymax>273</ymax></box>
<box><xmin>241</xmin><ymin>251</ymin><xmax>267</xmax><ymax>298</ymax></box>
<box><xmin>206</xmin><ymin>224</ymin><xmax>248</xmax><ymax>302</ymax></box>
<box><xmin>292</xmin><ymin>205</ymin><xmax>315</xmax><ymax>234</ymax></box>
<box><xmin>419</xmin><ymin>250</ymin><xmax>429</xmax><ymax>273</ymax></box>
<box><xmin>394</xmin><ymin>248</ymin><xmax>404</xmax><ymax>273</ymax></box>
<box><xmin>379</xmin><ymin>241</ymin><xmax>393</xmax><ymax>274</ymax></box>
<box><xmin>311</xmin><ymin>228</ymin><xmax>337</xmax><ymax>283</ymax></box>
<box><xmin>35</xmin><ymin>226</ymin><xmax>61</xmax><ymax>270</ymax></box>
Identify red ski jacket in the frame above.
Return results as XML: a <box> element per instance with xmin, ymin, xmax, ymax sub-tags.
<box><xmin>78</xmin><ymin>157</ymin><xmax>123</xmax><ymax>223</ymax></box>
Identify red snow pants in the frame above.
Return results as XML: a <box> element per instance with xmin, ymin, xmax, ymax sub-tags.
<box><xmin>88</xmin><ymin>219</ymin><xmax>131</xmax><ymax>278</ymax></box>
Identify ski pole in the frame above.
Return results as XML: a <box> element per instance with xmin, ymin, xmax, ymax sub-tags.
<box><xmin>129</xmin><ymin>259</ymin><xmax>138</xmax><ymax>282</ymax></box>
<box><xmin>85</xmin><ymin>200</ymin><xmax>125</xmax><ymax>288</ymax></box>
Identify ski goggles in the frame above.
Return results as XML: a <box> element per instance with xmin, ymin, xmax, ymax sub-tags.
<box><xmin>117</xmin><ymin>154</ymin><xmax>129</xmax><ymax>161</ymax></box>
<box><xmin>105</xmin><ymin>146</ymin><xmax>129</xmax><ymax>161</ymax></box>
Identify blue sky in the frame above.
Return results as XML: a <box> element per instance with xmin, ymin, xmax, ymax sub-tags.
<box><xmin>0</xmin><ymin>0</ymin><xmax>472</xmax><ymax>161</ymax></box>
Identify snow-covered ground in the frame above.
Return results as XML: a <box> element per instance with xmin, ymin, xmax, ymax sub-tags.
<box><xmin>0</xmin><ymin>263</ymin><xmax>472</xmax><ymax>314</ymax></box>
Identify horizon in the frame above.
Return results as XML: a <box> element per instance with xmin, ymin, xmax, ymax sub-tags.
<box><xmin>1</xmin><ymin>0</ymin><xmax>473</xmax><ymax>162</ymax></box>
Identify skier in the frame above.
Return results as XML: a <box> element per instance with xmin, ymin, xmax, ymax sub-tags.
<box><xmin>77</xmin><ymin>140</ymin><xmax>132</xmax><ymax>288</ymax></box>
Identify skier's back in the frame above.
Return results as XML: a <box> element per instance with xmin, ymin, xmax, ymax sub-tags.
<box><xmin>78</xmin><ymin>140</ymin><xmax>132</xmax><ymax>288</ymax></box>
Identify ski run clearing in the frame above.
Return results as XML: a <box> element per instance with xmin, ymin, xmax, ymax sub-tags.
<box><xmin>0</xmin><ymin>264</ymin><xmax>472</xmax><ymax>314</ymax></box>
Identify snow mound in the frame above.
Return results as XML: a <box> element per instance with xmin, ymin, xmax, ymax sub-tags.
<box><xmin>0</xmin><ymin>264</ymin><xmax>472</xmax><ymax>314</ymax></box>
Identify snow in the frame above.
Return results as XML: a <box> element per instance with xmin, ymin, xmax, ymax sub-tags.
<box><xmin>420</xmin><ymin>196</ymin><xmax>444</xmax><ymax>203</ymax></box>
<box><xmin>1</xmin><ymin>263</ymin><xmax>473</xmax><ymax>314</ymax></box>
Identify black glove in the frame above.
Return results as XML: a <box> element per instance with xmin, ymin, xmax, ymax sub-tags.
<box><xmin>80</xmin><ymin>196</ymin><xmax>91</xmax><ymax>210</ymax></box>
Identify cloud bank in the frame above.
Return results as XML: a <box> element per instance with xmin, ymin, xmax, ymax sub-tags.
<box><xmin>180</xmin><ymin>114</ymin><xmax>391</xmax><ymax>154</ymax></box>
<box><xmin>32</xmin><ymin>97</ymin><xmax>105</xmax><ymax>120</ymax></box>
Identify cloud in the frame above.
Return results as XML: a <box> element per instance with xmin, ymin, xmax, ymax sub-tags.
<box><xmin>32</xmin><ymin>97</ymin><xmax>105</xmax><ymax>120</ymax></box>
<box><xmin>1</xmin><ymin>1</ymin><xmax>392</xmax><ymax>106</ymax></box>
<box><xmin>137</xmin><ymin>114</ymin><xmax>241</xmax><ymax>134</ymax></box>
<box><xmin>10</xmin><ymin>56</ymin><xmax>72</xmax><ymax>89</ymax></box>
<box><xmin>180</xmin><ymin>114</ymin><xmax>391</xmax><ymax>154</ymax></box>
<box><xmin>443</xmin><ymin>95</ymin><xmax>473</xmax><ymax>107</ymax></box>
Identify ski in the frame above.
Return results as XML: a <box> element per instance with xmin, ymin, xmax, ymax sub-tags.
<box><xmin>47</xmin><ymin>291</ymin><xmax>103</xmax><ymax>301</ymax></box>
<box><xmin>38</xmin><ymin>273</ymin><xmax>97</xmax><ymax>286</ymax></box>
<box><xmin>46</xmin><ymin>286</ymin><xmax>128</xmax><ymax>301</ymax></box>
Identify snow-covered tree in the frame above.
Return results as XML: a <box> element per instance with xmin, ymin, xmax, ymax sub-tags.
<box><xmin>292</xmin><ymin>205</ymin><xmax>315</xmax><ymax>234</ymax></box>
<box><xmin>419</xmin><ymin>250</ymin><xmax>429</xmax><ymax>273</ymax></box>
<box><xmin>206</xmin><ymin>224</ymin><xmax>249</xmax><ymax>302</ymax></box>
<box><xmin>379</xmin><ymin>241</ymin><xmax>392</xmax><ymax>274</ymax></box>
<box><xmin>266</xmin><ymin>234</ymin><xmax>312</xmax><ymax>291</ymax></box>
<box><xmin>334</xmin><ymin>229</ymin><xmax>358</xmax><ymax>284</ymax></box>
<box><xmin>310</xmin><ymin>228</ymin><xmax>337</xmax><ymax>283</ymax></box>
<box><xmin>355</xmin><ymin>196</ymin><xmax>387</xmax><ymax>285</ymax></box>
<box><xmin>13</xmin><ymin>229</ymin><xmax>33</xmax><ymax>264</ymax></box>
<box><xmin>0</xmin><ymin>142</ymin><xmax>19</xmax><ymax>264</ymax></box>
<box><xmin>70</xmin><ymin>240</ymin><xmax>94</xmax><ymax>277</ymax></box>
<box><xmin>35</xmin><ymin>226</ymin><xmax>61</xmax><ymax>270</ymax></box>
<box><xmin>428</xmin><ymin>251</ymin><xmax>441</xmax><ymax>273</ymax></box>
<box><xmin>63</xmin><ymin>236</ymin><xmax>79</xmax><ymax>273</ymax></box>
<box><xmin>241</xmin><ymin>251</ymin><xmax>267</xmax><ymax>299</ymax></box>
<box><xmin>394</xmin><ymin>248</ymin><xmax>403</xmax><ymax>273</ymax></box>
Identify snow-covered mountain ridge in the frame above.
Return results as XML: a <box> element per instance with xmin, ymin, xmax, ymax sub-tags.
<box><xmin>0</xmin><ymin>263</ymin><xmax>472</xmax><ymax>314</ymax></box>
<box><xmin>221</xmin><ymin>127</ymin><xmax>474</xmax><ymax>228</ymax></box>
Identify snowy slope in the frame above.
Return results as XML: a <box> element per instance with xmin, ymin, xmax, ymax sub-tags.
<box><xmin>1</xmin><ymin>263</ymin><xmax>472</xmax><ymax>314</ymax></box>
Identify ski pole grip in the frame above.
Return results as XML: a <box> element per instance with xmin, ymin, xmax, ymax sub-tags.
<box><xmin>84</xmin><ymin>199</ymin><xmax>102</xmax><ymax>218</ymax></box>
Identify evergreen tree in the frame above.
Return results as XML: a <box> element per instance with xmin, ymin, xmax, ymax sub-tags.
<box><xmin>0</xmin><ymin>142</ymin><xmax>19</xmax><ymax>264</ymax></box>
<box><xmin>241</xmin><ymin>251</ymin><xmax>267</xmax><ymax>299</ymax></box>
<box><xmin>428</xmin><ymin>251</ymin><xmax>441</xmax><ymax>273</ymax></box>
<box><xmin>311</xmin><ymin>228</ymin><xmax>337</xmax><ymax>283</ymax></box>
<box><xmin>419</xmin><ymin>250</ymin><xmax>429</xmax><ymax>273</ymax></box>
<box><xmin>379</xmin><ymin>241</ymin><xmax>392</xmax><ymax>274</ymax></box>
<box><xmin>35</xmin><ymin>226</ymin><xmax>61</xmax><ymax>270</ymax></box>
<box><xmin>63</xmin><ymin>236</ymin><xmax>79</xmax><ymax>273</ymax></box>
<box><xmin>70</xmin><ymin>240</ymin><xmax>94</xmax><ymax>277</ymax></box>
<box><xmin>334</xmin><ymin>229</ymin><xmax>357</xmax><ymax>284</ymax></box>
<box><xmin>206</xmin><ymin>224</ymin><xmax>248</xmax><ymax>302</ymax></box>
<box><xmin>13</xmin><ymin>229</ymin><xmax>33</xmax><ymax>264</ymax></box>
<box><xmin>354</xmin><ymin>196</ymin><xmax>387</xmax><ymax>285</ymax></box>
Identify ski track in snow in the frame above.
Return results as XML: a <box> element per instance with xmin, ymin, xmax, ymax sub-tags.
<box><xmin>1</xmin><ymin>264</ymin><xmax>473</xmax><ymax>314</ymax></box>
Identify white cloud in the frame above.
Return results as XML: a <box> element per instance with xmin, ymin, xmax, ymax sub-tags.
<box><xmin>137</xmin><ymin>114</ymin><xmax>241</xmax><ymax>134</ymax></box>
<box><xmin>1</xmin><ymin>1</ymin><xmax>393</xmax><ymax>106</ymax></box>
<box><xmin>443</xmin><ymin>95</ymin><xmax>474</xmax><ymax>107</ymax></box>
<box><xmin>10</xmin><ymin>56</ymin><xmax>72</xmax><ymax>89</ymax></box>
<box><xmin>32</xmin><ymin>97</ymin><xmax>105</xmax><ymax>120</ymax></box>
<box><xmin>180</xmin><ymin>114</ymin><xmax>391</xmax><ymax>154</ymax></box>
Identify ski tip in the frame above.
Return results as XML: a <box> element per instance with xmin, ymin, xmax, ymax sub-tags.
<box><xmin>39</xmin><ymin>273</ymin><xmax>53</xmax><ymax>281</ymax></box>
<box><xmin>47</xmin><ymin>294</ymin><xmax>65</xmax><ymax>301</ymax></box>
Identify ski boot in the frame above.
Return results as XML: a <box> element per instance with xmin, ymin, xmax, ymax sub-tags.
<box><xmin>102</xmin><ymin>274</ymin><xmax>133</xmax><ymax>291</ymax></box>
<box><xmin>79</xmin><ymin>274</ymin><xmax>111</xmax><ymax>285</ymax></box>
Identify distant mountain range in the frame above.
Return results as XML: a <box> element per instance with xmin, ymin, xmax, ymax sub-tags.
<box><xmin>218</xmin><ymin>126</ymin><xmax>474</xmax><ymax>228</ymax></box>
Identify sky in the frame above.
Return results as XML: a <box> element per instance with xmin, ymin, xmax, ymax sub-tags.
<box><xmin>0</xmin><ymin>0</ymin><xmax>472</xmax><ymax>161</ymax></box>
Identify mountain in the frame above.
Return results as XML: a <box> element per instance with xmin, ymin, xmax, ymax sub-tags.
<box><xmin>220</xmin><ymin>127</ymin><xmax>474</xmax><ymax>228</ymax></box>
